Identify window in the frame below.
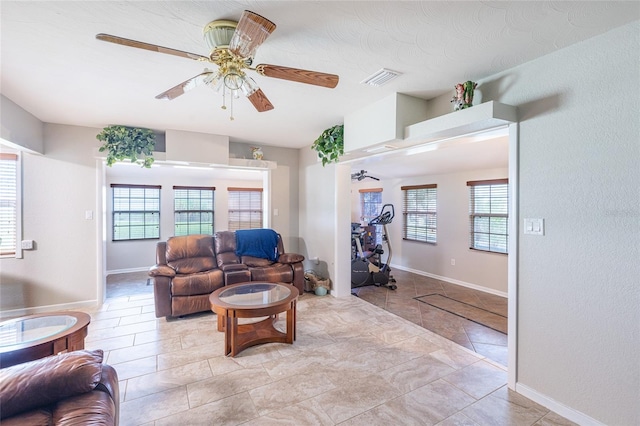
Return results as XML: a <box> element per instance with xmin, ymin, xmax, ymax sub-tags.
<box><xmin>0</xmin><ymin>153</ymin><xmax>18</xmax><ymax>256</ymax></box>
<box><xmin>402</xmin><ymin>184</ymin><xmax>437</xmax><ymax>243</ymax></box>
<box><xmin>228</xmin><ymin>188</ymin><xmax>263</xmax><ymax>231</ymax></box>
<box><xmin>174</xmin><ymin>186</ymin><xmax>215</xmax><ymax>236</ymax></box>
<box><xmin>359</xmin><ymin>188</ymin><xmax>383</xmax><ymax>223</ymax></box>
<box><xmin>111</xmin><ymin>184</ymin><xmax>160</xmax><ymax>241</ymax></box>
<box><xmin>468</xmin><ymin>179</ymin><xmax>508</xmax><ymax>254</ymax></box>
<box><xmin>360</xmin><ymin>188</ymin><xmax>383</xmax><ymax>244</ymax></box>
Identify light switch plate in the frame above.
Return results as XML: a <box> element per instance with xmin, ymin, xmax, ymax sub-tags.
<box><xmin>524</xmin><ymin>218</ymin><xmax>544</xmax><ymax>235</ymax></box>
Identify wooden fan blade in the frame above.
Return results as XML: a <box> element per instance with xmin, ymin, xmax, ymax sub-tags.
<box><xmin>247</xmin><ymin>88</ymin><xmax>274</xmax><ymax>112</ymax></box>
<box><xmin>96</xmin><ymin>33</ymin><xmax>209</xmax><ymax>62</ymax></box>
<box><xmin>256</xmin><ymin>64</ymin><xmax>339</xmax><ymax>88</ymax></box>
<box><xmin>155</xmin><ymin>71</ymin><xmax>215</xmax><ymax>100</ymax></box>
<box><xmin>229</xmin><ymin>10</ymin><xmax>276</xmax><ymax>59</ymax></box>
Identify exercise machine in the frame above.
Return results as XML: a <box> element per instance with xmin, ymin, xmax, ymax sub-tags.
<box><xmin>351</xmin><ymin>204</ymin><xmax>397</xmax><ymax>290</ymax></box>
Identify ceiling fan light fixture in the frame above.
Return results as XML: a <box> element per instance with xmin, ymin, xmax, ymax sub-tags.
<box><xmin>361</xmin><ymin>68</ymin><xmax>402</xmax><ymax>87</ymax></box>
<box><xmin>203</xmin><ymin>19</ymin><xmax>238</xmax><ymax>50</ymax></box>
<box><xmin>240</xmin><ymin>76</ymin><xmax>259</xmax><ymax>96</ymax></box>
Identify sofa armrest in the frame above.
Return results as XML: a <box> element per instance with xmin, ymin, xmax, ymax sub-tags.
<box><xmin>277</xmin><ymin>253</ymin><xmax>305</xmax><ymax>264</ymax></box>
<box><xmin>96</xmin><ymin>364</ymin><xmax>119</xmax><ymax>426</ymax></box>
<box><xmin>149</xmin><ymin>264</ymin><xmax>176</xmax><ymax>278</ymax></box>
<box><xmin>152</xmin><ymin>276</ymin><xmax>172</xmax><ymax>318</ymax></box>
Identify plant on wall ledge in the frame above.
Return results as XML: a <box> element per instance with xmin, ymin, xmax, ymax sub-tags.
<box><xmin>311</xmin><ymin>124</ymin><xmax>343</xmax><ymax>166</ymax></box>
<box><xmin>96</xmin><ymin>125</ymin><xmax>156</xmax><ymax>168</ymax></box>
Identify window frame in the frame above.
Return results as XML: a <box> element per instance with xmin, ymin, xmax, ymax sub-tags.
<box><xmin>0</xmin><ymin>153</ymin><xmax>20</xmax><ymax>257</ymax></box>
<box><xmin>110</xmin><ymin>184</ymin><xmax>161</xmax><ymax>241</ymax></box>
<box><xmin>468</xmin><ymin>178</ymin><xmax>509</xmax><ymax>254</ymax></box>
<box><xmin>173</xmin><ymin>186</ymin><xmax>215</xmax><ymax>236</ymax></box>
<box><xmin>401</xmin><ymin>184</ymin><xmax>437</xmax><ymax>244</ymax></box>
<box><xmin>227</xmin><ymin>187</ymin><xmax>263</xmax><ymax>231</ymax></box>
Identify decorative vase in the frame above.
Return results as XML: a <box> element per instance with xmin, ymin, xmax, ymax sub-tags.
<box><xmin>451</xmin><ymin>81</ymin><xmax>478</xmax><ymax>111</ymax></box>
<box><xmin>251</xmin><ymin>147</ymin><xmax>264</xmax><ymax>160</ymax></box>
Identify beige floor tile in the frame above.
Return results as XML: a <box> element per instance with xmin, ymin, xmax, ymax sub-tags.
<box><xmin>107</xmin><ymin>337</ymin><xmax>182</xmax><ymax>365</ymax></box>
<box><xmin>86</xmin><ymin>320</ymin><xmax>157</xmax><ymax>342</ymax></box>
<box><xmin>442</xmin><ymin>360</ymin><xmax>508</xmax><ymax>399</ymax></box>
<box><xmin>84</xmin><ymin>334</ymin><xmax>135</xmax><ymax>352</ymax></box>
<box><xmin>436</xmin><ymin>411</ymin><xmax>481</xmax><ymax>425</ymax></box>
<box><xmin>534</xmin><ymin>411</ymin><xmax>579</xmax><ymax>426</ymax></box>
<box><xmin>113</xmin><ymin>355</ymin><xmax>157</xmax><ymax>381</ymax></box>
<box><xmin>186</xmin><ymin>366</ymin><xmax>274</xmax><ymax>408</ymax></box>
<box><xmin>118</xmin><ymin>311</ymin><xmax>158</xmax><ymax>326</ymax></box>
<box><xmin>312</xmin><ymin>373</ymin><xmax>401</xmax><ymax>423</ymax></box>
<box><xmin>119</xmin><ymin>386</ymin><xmax>189</xmax><ymax>426</ymax></box>
<box><xmin>124</xmin><ymin>359</ymin><xmax>212</xmax><ymax>401</ymax></box>
<box><xmin>249</xmin><ymin>370</ymin><xmax>336</xmax><ymax>415</ymax></box>
<box><xmin>242</xmin><ymin>398</ymin><xmax>334</xmax><ymax>426</ymax></box>
<box><xmin>380</xmin><ymin>355</ymin><xmax>457</xmax><ymax>393</ymax></box>
<box><xmin>462</xmin><ymin>386</ymin><xmax>549</xmax><ymax>426</ymax></box>
<box><xmin>89</xmin><ymin>306</ymin><xmax>143</xmax><ymax>321</ymax></box>
<box><xmin>155</xmin><ymin>392</ymin><xmax>258</xmax><ymax>426</ymax></box>
<box><xmin>157</xmin><ymin>341</ymin><xmax>224</xmax><ymax>370</ymax></box>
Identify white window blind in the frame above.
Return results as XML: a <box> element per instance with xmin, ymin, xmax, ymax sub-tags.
<box><xmin>111</xmin><ymin>184</ymin><xmax>160</xmax><ymax>241</ymax></box>
<box><xmin>0</xmin><ymin>154</ymin><xmax>18</xmax><ymax>256</ymax></box>
<box><xmin>174</xmin><ymin>186</ymin><xmax>215</xmax><ymax>236</ymax></box>
<box><xmin>468</xmin><ymin>179</ymin><xmax>508</xmax><ymax>254</ymax></box>
<box><xmin>228</xmin><ymin>188</ymin><xmax>263</xmax><ymax>231</ymax></box>
<box><xmin>402</xmin><ymin>184</ymin><xmax>437</xmax><ymax>243</ymax></box>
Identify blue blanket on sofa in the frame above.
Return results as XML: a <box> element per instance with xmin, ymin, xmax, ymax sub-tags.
<box><xmin>235</xmin><ymin>229</ymin><xmax>279</xmax><ymax>262</ymax></box>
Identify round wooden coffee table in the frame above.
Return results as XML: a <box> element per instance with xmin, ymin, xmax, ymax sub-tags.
<box><xmin>209</xmin><ymin>282</ymin><xmax>298</xmax><ymax>357</ymax></box>
<box><xmin>0</xmin><ymin>311</ymin><xmax>91</xmax><ymax>368</ymax></box>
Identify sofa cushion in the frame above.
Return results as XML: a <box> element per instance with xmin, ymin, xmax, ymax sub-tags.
<box><xmin>166</xmin><ymin>235</ymin><xmax>216</xmax><ymax>274</ymax></box>
<box><xmin>0</xmin><ymin>349</ymin><xmax>103</xmax><ymax>419</ymax></box>
<box><xmin>171</xmin><ymin>269</ymin><xmax>224</xmax><ymax>296</ymax></box>
<box><xmin>249</xmin><ymin>263</ymin><xmax>293</xmax><ymax>283</ymax></box>
<box><xmin>241</xmin><ymin>256</ymin><xmax>274</xmax><ymax>267</ymax></box>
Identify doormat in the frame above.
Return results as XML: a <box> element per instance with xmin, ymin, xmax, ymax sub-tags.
<box><xmin>414</xmin><ymin>293</ymin><xmax>507</xmax><ymax>334</ymax></box>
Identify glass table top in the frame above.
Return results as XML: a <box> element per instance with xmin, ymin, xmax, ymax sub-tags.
<box><xmin>218</xmin><ymin>283</ymin><xmax>291</xmax><ymax>306</ymax></box>
<box><xmin>0</xmin><ymin>315</ymin><xmax>78</xmax><ymax>348</ymax></box>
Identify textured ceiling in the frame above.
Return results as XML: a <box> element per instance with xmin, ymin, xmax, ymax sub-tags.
<box><xmin>1</xmin><ymin>1</ymin><xmax>638</xmax><ymax>176</ymax></box>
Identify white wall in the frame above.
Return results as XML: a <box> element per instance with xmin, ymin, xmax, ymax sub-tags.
<box><xmin>104</xmin><ymin>165</ymin><xmax>263</xmax><ymax>272</ymax></box>
<box><xmin>0</xmin><ymin>95</ymin><xmax>44</xmax><ymax>154</ymax></box>
<box><xmin>482</xmin><ymin>21</ymin><xmax>639</xmax><ymax>425</ymax></box>
<box><xmin>351</xmin><ymin>167</ymin><xmax>509</xmax><ymax>295</ymax></box>
<box><xmin>0</xmin><ymin>124</ymin><xmax>100</xmax><ymax>314</ymax></box>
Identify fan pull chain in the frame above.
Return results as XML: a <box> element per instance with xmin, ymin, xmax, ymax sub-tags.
<box><xmin>230</xmin><ymin>92</ymin><xmax>234</xmax><ymax>121</ymax></box>
<box><xmin>221</xmin><ymin>89</ymin><xmax>227</xmax><ymax>110</ymax></box>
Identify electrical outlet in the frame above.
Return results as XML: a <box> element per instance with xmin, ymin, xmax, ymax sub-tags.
<box><xmin>451</xmin><ymin>258</ymin><xmax>455</xmax><ymax>266</ymax></box>
<box><xmin>21</xmin><ymin>240</ymin><xmax>34</xmax><ymax>250</ymax></box>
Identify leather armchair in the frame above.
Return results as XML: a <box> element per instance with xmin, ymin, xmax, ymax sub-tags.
<box><xmin>0</xmin><ymin>349</ymin><xmax>119</xmax><ymax>425</ymax></box>
<box><xmin>149</xmin><ymin>234</ymin><xmax>225</xmax><ymax>318</ymax></box>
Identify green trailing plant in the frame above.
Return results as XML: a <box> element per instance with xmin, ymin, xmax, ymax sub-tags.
<box><xmin>96</xmin><ymin>125</ymin><xmax>156</xmax><ymax>168</ymax></box>
<box><xmin>311</xmin><ymin>124</ymin><xmax>344</xmax><ymax>166</ymax></box>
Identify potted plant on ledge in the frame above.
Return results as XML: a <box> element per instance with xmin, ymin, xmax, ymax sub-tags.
<box><xmin>96</xmin><ymin>125</ymin><xmax>156</xmax><ymax>168</ymax></box>
<box><xmin>311</xmin><ymin>124</ymin><xmax>343</xmax><ymax>166</ymax></box>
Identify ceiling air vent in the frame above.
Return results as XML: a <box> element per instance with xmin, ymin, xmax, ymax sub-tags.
<box><xmin>360</xmin><ymin>68</ymin><xmax>402</xmax><ymax>87</ymax></box>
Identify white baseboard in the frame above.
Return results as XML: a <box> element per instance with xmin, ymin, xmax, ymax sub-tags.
<box><xmin>106</xmin><ymin>267</ymin><xmax>149</xmax><ymax>275</ymax></box>
<box><xmin>515</xmin><ymin>383</ymin><xmax>605</xmax><ymax>426</ymax></box>
<box><xmin>0</xmin><ymin>300</ymin><xmax>99</xmax><ymax>320</ymax></box>
<box><xmin>390</xmin><ymin>264</ymin><xmax>508</xmax><ymax>298</ymax></box>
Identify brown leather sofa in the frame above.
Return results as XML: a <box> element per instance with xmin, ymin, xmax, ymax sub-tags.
<box><xmin>0</xmin><ymin>349</ymin><xmax>119</xmax><ymax>425</ymax></box>
<box><xmin>149</xmin><ymin>230</ymin><xmax>305</xmax><ymax>319</ymax></box>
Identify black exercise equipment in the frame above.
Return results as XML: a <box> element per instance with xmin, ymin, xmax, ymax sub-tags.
<box><xmin>351</xmin><ymin>204</ymin><xmax>397</xmax><ymax>290</ymax></box>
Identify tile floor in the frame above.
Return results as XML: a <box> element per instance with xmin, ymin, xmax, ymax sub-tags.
<box><xmin>352</xmin><ymin>269</ymin><xmax>508</xmax><ymax>367</ymax></box>
<box><xmin>76</xmin><ymin>272</ymin><xmax>576</xmax><ymax>425</ymax></box>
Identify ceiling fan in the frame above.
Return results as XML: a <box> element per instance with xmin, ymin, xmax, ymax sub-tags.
<box><xmin>96</xmin><ymin>10</ymin><xmax>339</xmax><ymax>119</ymax></box>
<box><xmin>351</xmin><ymin>170</ymin><xmax>380</xmax><ymax>181</ymax></box>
